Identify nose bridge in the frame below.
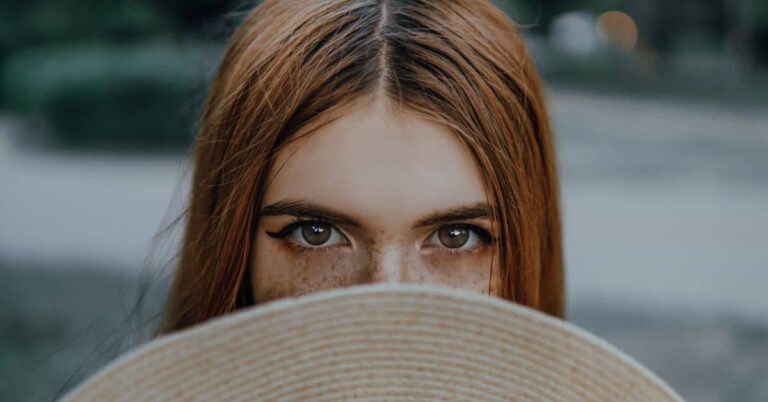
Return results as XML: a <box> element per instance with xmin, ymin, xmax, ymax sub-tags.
<box><xmin>368</xmin><ymin>243</ymin><xmax>407</xmax><ymax>283</ymax></box>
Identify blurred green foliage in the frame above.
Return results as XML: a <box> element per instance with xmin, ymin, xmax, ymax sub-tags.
<box><xmin>3</xmin><ymin>43</ymin><xmax>214</xmax><ymax>151</ymax></box>
<box><xmin>0</xmin><ymin>0</ymin><xmax>242</xmax><ymax>152</ymax></box>
<box><xmin>0</xmin><ymin>0</ymin><xmax>241</xmax><ymax>50</ymax></box>
<box><xmin>0</xmin><ymin>0</ymin><xmax>766</xmax><ymax>152</ymax></box>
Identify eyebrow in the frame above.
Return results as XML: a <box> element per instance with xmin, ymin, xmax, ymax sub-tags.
<box><xmin>258</xmin><ymin>199</ymin><xmax>494</xmax><ymax>229</ymax></box>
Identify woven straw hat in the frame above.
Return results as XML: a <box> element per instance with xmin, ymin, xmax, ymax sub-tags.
<box><xmin>62</xmin><ymin>283</ymin><xmax>684</xmax><ymax>401</ymax></box>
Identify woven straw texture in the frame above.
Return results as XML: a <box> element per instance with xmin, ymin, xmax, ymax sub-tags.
<box><xmin>62</xmin><ymin>283</ymin><xmax>684</xmax><ymax>401</ymax></box>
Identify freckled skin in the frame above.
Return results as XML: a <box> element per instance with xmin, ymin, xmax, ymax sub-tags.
<box><xmin>251</xmin><ymin>95</ymin><xmax>501</xmax><ymax>304</ymax></box>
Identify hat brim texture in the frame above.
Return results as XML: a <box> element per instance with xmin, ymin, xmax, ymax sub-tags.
<box><xmin>63</xmin><ymin>283</ymin><xmax>684</xmax><ymax>401</ymax></box>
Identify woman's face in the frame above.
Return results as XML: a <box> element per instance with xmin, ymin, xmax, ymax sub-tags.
<box><xmin>250</xmin><ymin>97</ymin><xmax>500</xmax><ymax>304</ymax></box>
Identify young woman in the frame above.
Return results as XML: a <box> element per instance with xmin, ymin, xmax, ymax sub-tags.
<box><xmin>159</xmin><ymin>0</ymin><xmax>564</xmax><ymax>335</ymax></box>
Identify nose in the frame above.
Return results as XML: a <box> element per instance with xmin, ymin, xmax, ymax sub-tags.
<box><xmin>368</xmin><ymin>244</ymin><xmax>407</xmax><ymax>284</ymax></box>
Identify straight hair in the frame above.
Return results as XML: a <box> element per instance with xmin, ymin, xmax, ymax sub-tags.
<box><xmin>159</xmin><ymin>0</ymin><xmax>564</xmax><ymax>334</ymax></box>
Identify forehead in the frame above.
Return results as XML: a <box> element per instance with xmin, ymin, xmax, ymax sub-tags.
<box><xmin>262</xmin><ymin>98</ymin><xmax>487</xmax><ymax>225</ymax></box>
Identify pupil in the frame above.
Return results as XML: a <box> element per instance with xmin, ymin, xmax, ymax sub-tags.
<box><xmin>302</xmin><ymin>223</ymin><xmax>331</xmax><ymax>246</ymax></box>
<box><xmin>439</xmin><ymin>226</ymin><xmax>469</xmax><ymax>248</ymax></box>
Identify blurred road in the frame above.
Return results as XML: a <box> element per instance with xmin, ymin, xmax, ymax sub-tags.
<box><xmin>550</xmin><ymin>90</ymin><xmax>768</xmax><ymax>320</ymax></box>
<box><xmin>1</xmin><ymin>89</ymin><xmax>767</xmax><ymax>318</ymax></box>
<box><xmin>0</xmin><ymin>123</ymin><xmax>191</xmax><ymax>271</ymax></box>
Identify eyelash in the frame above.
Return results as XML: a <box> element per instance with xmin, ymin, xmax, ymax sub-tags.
<box><xmin>265</xmin><ymin>217</ymin><xmax>344</xmax><ymax>256</ymax></box>
<box><xmin>265</xmin><ymin>218</ymin><xmax>496</xmax><ymax>256</ymax></box>
<box><xmin>425</xmin><ymin>223</ymin><xmax>496</xmax><ymax>256</ymax></box>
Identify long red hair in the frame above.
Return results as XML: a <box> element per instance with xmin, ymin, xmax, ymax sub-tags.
<box><xmin>159</xmin><ymin>0</ymin><xmax>564</xmax><ymax>334</ymax></box>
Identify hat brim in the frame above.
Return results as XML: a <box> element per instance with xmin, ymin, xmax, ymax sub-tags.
<box><xmin>63</xmin><ymin>283</ymin><xmax>684</xmax><ymax>401</ymax></box>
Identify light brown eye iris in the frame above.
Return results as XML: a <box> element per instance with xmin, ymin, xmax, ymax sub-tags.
<box><xmin>301</xmin><ymin>222</ymin><xmax>332</xmax><ymax>246</ymax></box>
<box><xmin>438</xmin><ymin>226</ymin><xmax>470</xmax><ymax>248</ymax></box>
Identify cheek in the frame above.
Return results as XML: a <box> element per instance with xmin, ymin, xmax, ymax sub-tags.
<box><xmin>420</xmin><ymin>248</ymin><xmax>497</xmax><ymax>292</ymax></box>
<box><xmin>251</xmin><ymin>233</ymin><xmax>364</xmax><ymax>303</ymax></box>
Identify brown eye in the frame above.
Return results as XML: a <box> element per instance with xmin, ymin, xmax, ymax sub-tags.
<box><xmin>423</xmin><ymin>224</ymin><xmax>494</xmax><ymax>253</ymax></box>
<box><xmin>266</xmin><ymin>219</ymin><xmax>349</xmax><ymax>251</ymax></box>
<box><xmin>301</xmin><ymin>222</ymin><xmax>332</xmax><ymax>246</ymax></box>
<box><xmin>438</xmin><ymin>226</ymin><xmax>470</xmax><ymax>248</ymax></box>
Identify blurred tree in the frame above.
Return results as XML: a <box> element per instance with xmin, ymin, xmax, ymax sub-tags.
<box><xmin>155</xmin><ymin>0</ymin><xmax>250</xmax><ymax>39</ymax></box>
<box><xmin>752</xmin><ymin>0</ymin><xmax>768</xmax><ymax>64</ymax></box>
<box><xmin>0</xmin><ymin>0</ymin><xmax>239</xmax><ymax>151</ymax></box>
<box><xmin>3</xmin><ymin>43</ymin><xmax>213</xmax><ymax>151</ymax></box>
<box><xmin>0</xmin><ymin>0</ymin><xmax>167</xmax><ymax>50</ymax></box>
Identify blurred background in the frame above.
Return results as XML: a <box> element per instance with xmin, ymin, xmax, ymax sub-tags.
<box><xmin>1</xmin><ymin>0</ymin><xmax>766</xmax><ymax>401</ymax></box>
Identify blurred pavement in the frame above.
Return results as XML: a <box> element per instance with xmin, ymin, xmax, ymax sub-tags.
<box><xmin>0</xmin><ymin>122</ymin><xmax>190</xmax><ymax>272</ymax></box>
<box><xmin>550</xmin><ymin>90</ymin><xmax>768</xmax><ymax>320</ymax></box>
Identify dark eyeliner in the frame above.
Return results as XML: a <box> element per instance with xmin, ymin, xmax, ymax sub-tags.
<box><xmin>265</xmin><ymin>217</ymin><xmax>317</xmax><ymax>239</ymax></box>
